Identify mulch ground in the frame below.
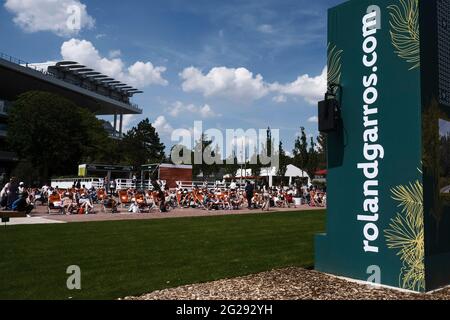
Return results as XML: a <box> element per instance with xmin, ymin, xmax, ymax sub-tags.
<box><xmin>122</xmin><ymin>267</ymin><xmax>450</xmax><ymax>300</ymax></box>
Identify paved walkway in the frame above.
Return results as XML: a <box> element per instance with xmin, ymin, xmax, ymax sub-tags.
<box><xmin>27</xmin><ymin>204</ymin><xmax>324</xmax><ymax>224</ymax></box>
<box><xmin>0</xmin><ymin>216</ymin><xmax>66</xmax><ymax>227</ymax></box>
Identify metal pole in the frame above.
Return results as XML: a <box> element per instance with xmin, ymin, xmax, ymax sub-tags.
<box><xmin>113</xmin><ymin>113</ymin><xmax>118</xmax><ymax>137</ymax></box>
<box><xmin>119</xmin><ymin>114</ymin><xmax>123</xmax><ymax>137</ymax></box>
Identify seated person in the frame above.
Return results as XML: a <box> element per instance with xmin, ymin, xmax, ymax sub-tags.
<box><xmin>12</xmin><ymin>192</ymin><xmax>34</xmax><ymax>217</ymax></box>
<box><xmin>89</xmin><ymin>187</ymin><xmax>98</xmax><ymax>203</ymax></box>
<box><xmin>79</xmin><ymin>193</ymin><xmax>94</xmax><ymax>214</ymax></box>
<box><xmin>229</xmin><ymin>192</ymin><xmax>242</xmax><ymax>210</ymax></box>
<box><xmin>103</xmin><ymin>196</ymin><xmax>118</xmax><ymax>213</ymax></box>
<box><xmin>128</xmin><ymin>197</ymin><xmax>140</xmax><ymax>213</ymax></box>
<box><xmin>33</xmin><ymin>189</ymin><xmax>46</xmax><ymax>206</ymax></box>
<box><xmin>203</xmin><ymin>193</ymin><xmax>213</xmax><ymax>210</ymax></box>
<box><xmin>62</xmin><ymin>192</ymin><xmax>77</xmax><ymax>215</ymax></box>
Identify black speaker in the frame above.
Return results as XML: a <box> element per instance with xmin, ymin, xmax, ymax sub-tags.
<box><xmin>318</xmin><ymin>98</ymin><xmax>340</xmax><ymax>133</ymax></box>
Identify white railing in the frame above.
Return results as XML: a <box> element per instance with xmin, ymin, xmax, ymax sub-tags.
<box><xmin>51</xmin><ymin>178</ymin><xmax>176</xmax><ymax>191</ymax></box>
<box><xmin>51</xmin><ymin>178</ymin><xmax>104</xmax><ymax>190</ymax></box>
<box><xmin>115</xmin><ymin>179</ymin><xmax>135</xmax><ymax>190</ymax></box>
<box><xmin>175</xmin><ymin>181</ymin><xmax>247</xmax><ymax>190</ymax></box>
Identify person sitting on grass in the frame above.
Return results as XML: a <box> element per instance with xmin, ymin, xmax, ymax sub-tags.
<box><xmin>12</xmin><ymin>192</ymin><xmax>34</xmax><ymax>217</ymax></box>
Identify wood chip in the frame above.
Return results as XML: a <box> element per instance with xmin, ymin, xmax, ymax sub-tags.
<box><xmin>122</xmin><ymin>268</ymin><xmax>450</xmax><ymax>300</ymax></box>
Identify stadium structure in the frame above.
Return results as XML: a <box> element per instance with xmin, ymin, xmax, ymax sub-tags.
<box><xmin>0</xmin><ymin>52</ymin><xmax>143</xmax><ymax>180</ymax></box>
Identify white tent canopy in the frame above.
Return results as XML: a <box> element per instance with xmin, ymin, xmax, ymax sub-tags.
<box><xmin>228</xmin><ymin>164</ymin><xmax>311</xmax><ymax>187</ymax></box>
<box><xmin>285</xmin><ymin>164</ymin><xmax>311</xmax><ymax>186</ymax></box>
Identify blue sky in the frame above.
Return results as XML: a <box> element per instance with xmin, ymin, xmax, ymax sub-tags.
<box><xmin>0</xmin><ymin>0</ymin><xmax>343</xmax><ymax>154</ymax></box>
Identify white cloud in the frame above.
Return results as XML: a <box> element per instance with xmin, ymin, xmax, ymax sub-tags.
<box><xmin>180</xmin><ymin>65</ymin><xmax>326</xmax><ymax>105</ymax></box>
<box><xmin>153</xmin><ymin>116</ymin><xmax>173</xmax><ymax>135</ymax></box>
<box><xmin>308</xmin><ymin>116</ymin><xmax>319</xmax><ymax>123</ymax></box>
<box><xmin>257</xmin><ymin>24</ymin><xmax>274</xmax><ymax>34</ymax></box>
<box><xmin>180</xmin><ymin>66</ymin><xmax>269</xmax><ymax>101</ymax></box>
<box><xmin>109</xmin><ymin>115</ymin><xmax>137</xmax><ymax>133</ymax></box>
<box><xmin>169</xmin><ymin>102</ymin><xmax>187</xmax><ymax>117</ymax></box>
<box><xmin>168</xmin><ymin>101</ymin><xmax>220</xmax><ymax>118</ymax></box>
<box><xmin>231</xmin><ymin>136</ymin><xmax>256</xmax><ymax>147</ymax></box>
<box><xmin>60</xmin><ymin>39</ymin><xmax>168</xmax><ymax>88</ymax></box>
<box><xmin>122</xmin><ymin>115</ymin><xmax>138</xmax><ymax>131</ymax></box>
<box><xmin>199</xmin><ymin>104</ymin><xmax>217</xmax><ymax>118</ymax></box>
<box><xmin>270</xmin><ymin>67</ymin><xmax>327</xmax><ymax>105</ymax></box>
<box><xmin>109</xmin><ymin>50</ymin><xmax>122</xmax><ymax>59</ymax></box>
<box><xmin>273</xmin><ymin>95</ymin><xmax>287</xmax><ymax>103</ymax></box>
<box><xmin>4</xmin><ymin>0</ymin><xmax>95</xmax><ymax>37</ymax></box>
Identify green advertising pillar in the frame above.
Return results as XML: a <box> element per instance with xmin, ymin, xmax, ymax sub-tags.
<box><xmin>315</xmin><ymin>0</ymin><xmax>450</xmax><ymax>292</ymax></box>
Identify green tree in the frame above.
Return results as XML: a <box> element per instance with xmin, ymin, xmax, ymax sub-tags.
<box><xmin>317</xmin><ymin>132</ymin><xmax>328</xmax><ymax>169</ymax></box>
<box><xmin>248</xmin><ymin>144</ymin><xmax>262</xmax><ymax>178</ymax></box>
<box><xmin>121</xmin><ymin>118</ymin><xmax>166</xmax><ymax>169</ymax></box>
<box><xmin>192</xmin><ymin>133</ymin><xmax>215</xmax><ymax>178</ymax></box>
<box><xmin>78</xmin><ymin>108</ymin><xmax>116</xmax><ymax>164</ymax></box>
<box><xmin>224</xmin><ymin>151</ymin><xmax>240</xmax><ymax>178</ymax></box>
<box><xmin>305</xmin><ymin>137</ymin><xmax>319</xmax><ymax>180</ymax></box>
<box><xmin>7</xmin><ymin>91</ymin><xmax>108</xmax><ymax>182</ymax></box>
<box><xmin>277</xmin><ymin>140</ymin><xmax>288</xmax><ymax>177</ymax></box>
<box><xmin>293</xmin><ymin>127</ymin><xmax>309</xmax><ymax>170</ymax></box>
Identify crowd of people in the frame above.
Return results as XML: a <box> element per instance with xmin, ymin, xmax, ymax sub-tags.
<box><xmin>0</xmin><ymin>177</ymin><xmax>34</xmax><ymax>216</ymax></box>
<box><xmin>121</xmin><ymin>180</ymin><xmax>327</xmax><ymax>213</ymax></box>
<box><xmin>0</xmin><ymin>177</ymin><xmax>326</xmax><ymax>216</ymax></box>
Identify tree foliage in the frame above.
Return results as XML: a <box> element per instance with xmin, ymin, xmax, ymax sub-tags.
<box><xmin>293</xmin><ymin>127</ymin><xmax>309</xmax><ymax>171</ymax></box>
<box><xmin>292</xmin><ymin>128</ymin><xmax>326</xmax><ymax>180</ymax></box>
<box><xmin>7</xmin><ymin>91</ymin><xmax>109</xmax><ymax>182</ymax></box>
<box><xmin>317</xmin><ymin>132</ymin><xmax>328</xmax><ymax>169</ymax></box>
<box><xmin>277</xmin><ymin>140</ymin><xmax>289</xmax><ymax>177</ymax></box>
<box><xmin>121</xmin><ymin>118</ymin><xmax>166</xmax><ymax>169</ymax></box>
<box><xmin>191</xmin><ymin>133</ymin><xmax>222</xmax><ymax>178</ymax></box>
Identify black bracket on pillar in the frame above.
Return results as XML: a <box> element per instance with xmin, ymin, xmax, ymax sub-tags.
<box><xmin>318</xmin><ymin>83</ymin><xmax>342</xmax><ymax>133</ymax></box>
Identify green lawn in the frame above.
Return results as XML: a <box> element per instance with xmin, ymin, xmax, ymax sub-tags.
<box><xmin>0</xmin><ymin>210</ymin><xmax>325</xmax><ymax>300</ymax></box>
